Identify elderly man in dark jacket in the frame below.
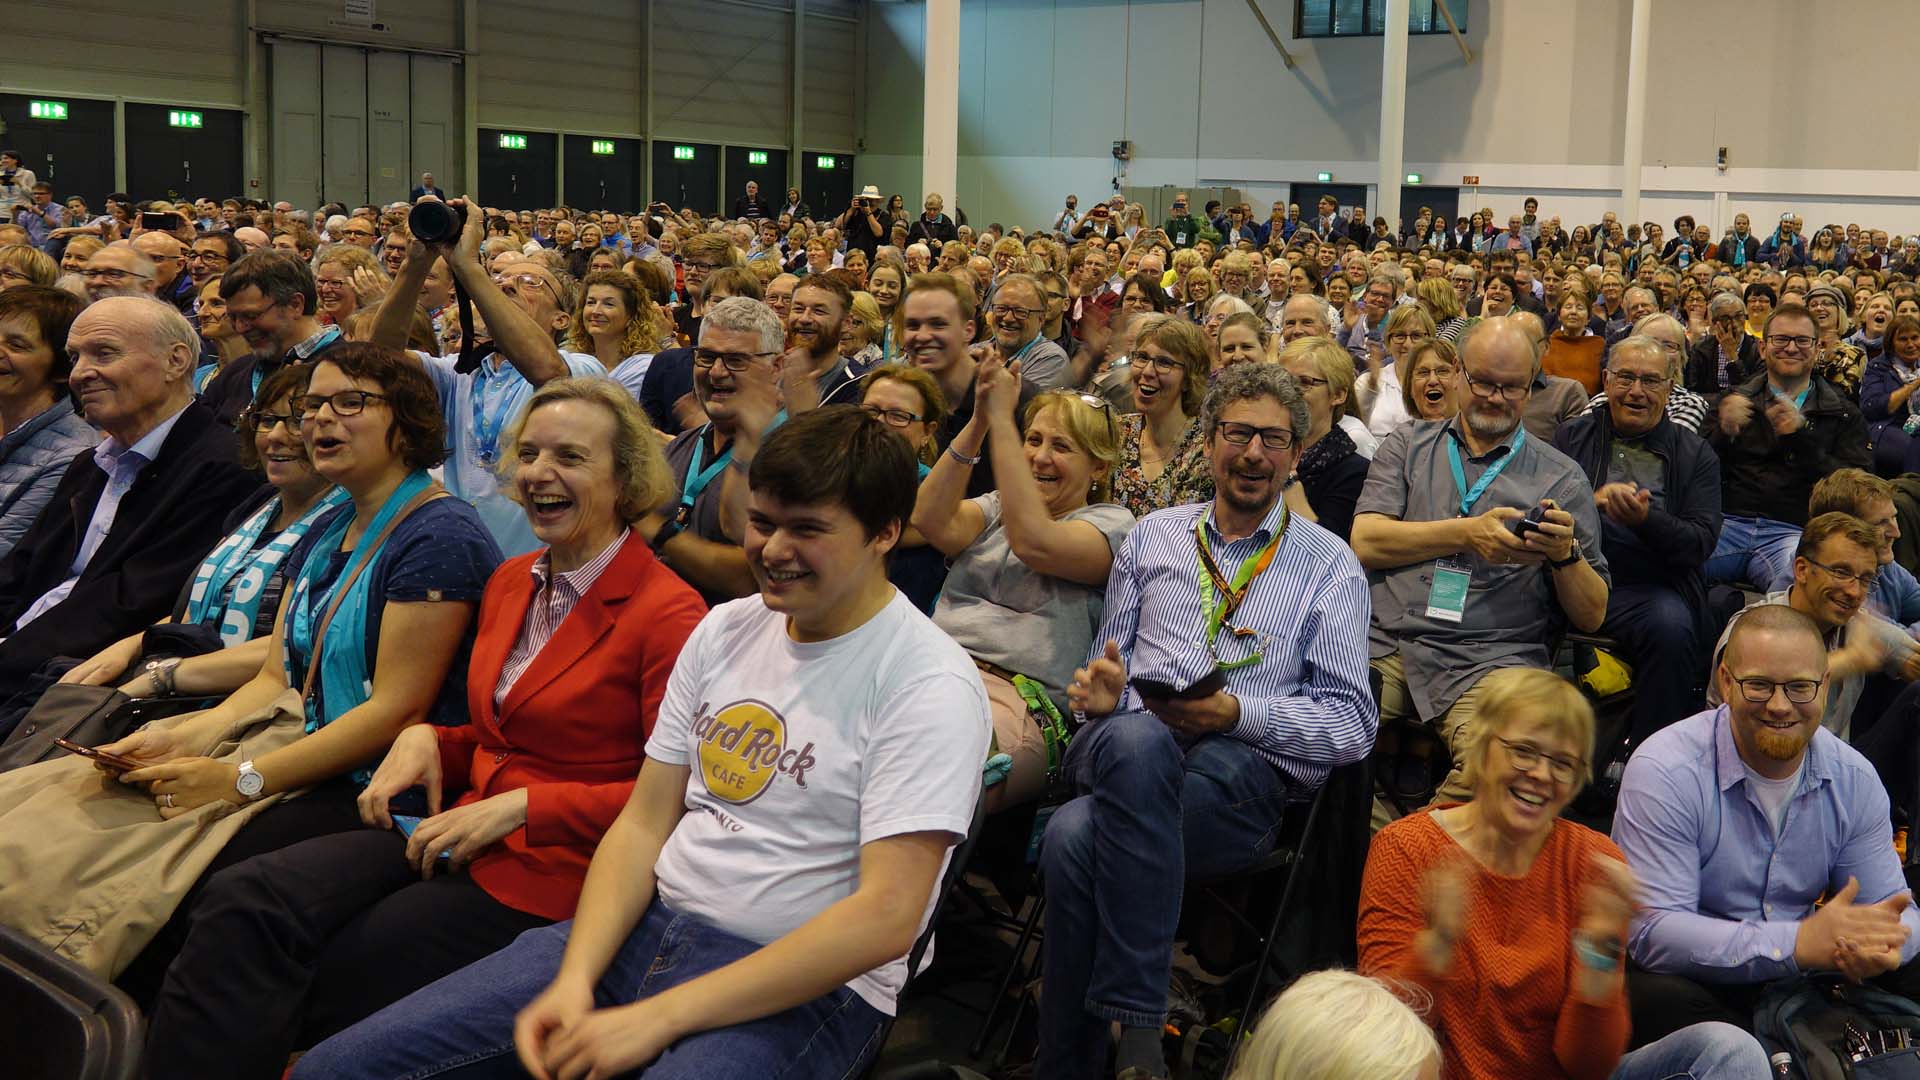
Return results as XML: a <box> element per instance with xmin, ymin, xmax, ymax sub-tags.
<box><xmin>0</xmin><ymin>297</ymin><xmax>255</xmax><ymax>721</ymax></box>
<box><xmin>1555</xmin><ymin>334</ymin><xmax>1724</xmax><ymax>746</ymax></box>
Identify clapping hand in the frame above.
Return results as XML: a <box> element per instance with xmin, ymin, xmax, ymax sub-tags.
<box><xmin>1067</xmin><ymin>640</ymin><xmax>1126</xmax><ymax>719</ymax></box>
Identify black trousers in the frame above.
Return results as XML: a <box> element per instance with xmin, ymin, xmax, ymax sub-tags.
<box><xmin>1628</xmin><ymin>961</ymin><xmax>1920</xmax><ymax>1048</ymax></box>
<box><xmin>142</xmin><ymin>824</ymin><xmax>549</xmax><ymax>1080</ymax></box>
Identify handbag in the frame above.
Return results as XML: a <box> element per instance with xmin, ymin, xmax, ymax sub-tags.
<box><xmin>1754</xmin><ymin>974</ymin><xmax>1920</xmax><ymax>1079</ymax></box>
<box><xmin>0</xmin><ymin>685</ymin><xmax>208</xmax><ymax>774</ymax></box>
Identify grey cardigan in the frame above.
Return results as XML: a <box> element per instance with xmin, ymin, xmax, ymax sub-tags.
<box><xmin>0</xmin><ymin>399</ymin><xmax>97</xmax><ymax>559</ymax></box>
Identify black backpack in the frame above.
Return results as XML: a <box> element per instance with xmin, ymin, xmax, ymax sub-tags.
<box><xmin>1753</xmin><ymin>974</ymin><xmax>1920</xmax><ymax>1079</ymax></box>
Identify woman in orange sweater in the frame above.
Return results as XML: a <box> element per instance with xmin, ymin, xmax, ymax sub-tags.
<box><xmin>1544</xmin><ymin>287</ymin><xmax>1607</xmax><ymax>394</ymax></box>
<box><xmin>1358</xmin><ymin>668</ymin><xmax>1766</xmax><ymax>1080</ymax></box>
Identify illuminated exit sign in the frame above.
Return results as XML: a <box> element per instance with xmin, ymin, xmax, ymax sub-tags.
<box><xmin>169</xmin><ymin>109</ymin><xmax>204</xmax><ymax>129</ymax></box>
<box><xmin>747</xmin><ymin>150</ymin><xmax>769</xmax><ymax>165</ymax></box>
<box><xmin>816</xmin><ymin>155</ymin><xmax>837</xmax><ymax>170</ymax></box>
<box><xmin>672</xmin><ymin>146</ymin><xmax>695</xmax><ymax>161</ymax></box>
<box><xmin>29</xmin><ymin>100</ymin><xmax>68</xmax><ymax>121</ymax></box>
<box><xmin>590</xmin><ymin>139</ymin><xmax>615</xmax><ymax>155</ymax></box>
<box><xmin>498</xmin><ymin>132</ymin><xmax>528</xmax><ymax>150</ymax></box>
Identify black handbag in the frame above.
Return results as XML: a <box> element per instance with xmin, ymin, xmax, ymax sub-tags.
<box><xmin>0</xmin><ymin>685</ymin><xmax>206</xmax><ymax>775</ymax></box>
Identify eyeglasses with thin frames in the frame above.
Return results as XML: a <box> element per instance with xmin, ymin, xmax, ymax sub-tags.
<box><xmin>1803</xmin><ymin>556</ymin><xmax>1878</xmax><ymax>589</ymax></box>
<box><xmin>1463</xmin><ymin>373</ymin><xmax>1531</xmax><ymax>401</ymax></box>
<box><xmin>1496</xmin><ymin>737</ymin><xmax>1583</xmax><ymax>783</ymax></box>
<box><xmin>1605</xmin><ymin>370</ymin><xmax>1671</xmax><ymax>392</ymax></box>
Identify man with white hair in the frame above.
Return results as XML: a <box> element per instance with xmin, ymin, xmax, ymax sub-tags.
<box><xmin>0</xmin><ymin>297</ymin><xmax>255</xmax><ymax>701</ymax></box>
<box><xmin>905</xmin><ymin>242</ymin><xmax>931</xmax><ymax>274</ymax></box>
<box><xmin>82</xmin><ymin>246</ymin><xmax>159</xmax><ymax>302</ymax></box>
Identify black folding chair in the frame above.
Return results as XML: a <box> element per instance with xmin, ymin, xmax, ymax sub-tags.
<box><xmin>863</xmin><ymin>790</ymin><xmax>989</xmax><ymax>1080</ymax></box>
<box><xmin>0</xmin><ymin>923</ymin><xmax>142</xmax><ymax>1080</ymax></box>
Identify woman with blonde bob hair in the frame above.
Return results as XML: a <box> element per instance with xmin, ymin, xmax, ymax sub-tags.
<box><xmin>499</xmin><ymin>376</ymin><xmax>676</xmax><ymax>523</ymax></box>
<box><xmin>1230</xmin><ymin>969</ymin><xmax>1440</xmax><ymax>1080</ymax></box>
<box><xmin>914</xmin><ymin>356</ymin><xmax>1134</xmax><ymax>812</ymax></box>
<box><xmin>1360</xmin><ymin>667</ymin><xmax>1767</xmax><ymax>1080</ymax></box>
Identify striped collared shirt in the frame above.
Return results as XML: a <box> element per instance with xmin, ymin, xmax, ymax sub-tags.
<box><xmin>1091</xmin><ymin>497</ymin><xmax>1377</xmax><ymax>793</ymax></box>
<box><xmin>493</xmin><ymin>530</ymin><xmax>630</xmax><ymax>709</ymax></box>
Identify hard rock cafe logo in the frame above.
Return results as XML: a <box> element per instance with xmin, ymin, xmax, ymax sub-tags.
<box><xmin>691</xmin><ymin>699</ymin><xmax>817</xmax><ymax>805</ymax></box>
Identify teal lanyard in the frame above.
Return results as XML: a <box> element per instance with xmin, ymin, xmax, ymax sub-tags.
<box><xmin>1770</xmin><ymin>382</ymin><xmax>1811</xmax><ymax>411</ymax></box>
<box><xmin>677</xmin><ymin>426</ymin><xmax>731</xmax><ymax>526</ymax></box>
<box><xmin>469</xmin><ymin>360</ymin><xmax>517</xmax><ymax>464</ymax></box>
<box><xmin>1446</xmin><ymin>426</ymin><xmax>1526</xmax><ymax>518</ymax></box>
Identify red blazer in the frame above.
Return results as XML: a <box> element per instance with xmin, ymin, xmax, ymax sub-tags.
<box><xmin>436</xmin><ymin>533</ymin><xmax>706</xmax><ymax>921</ymax></box>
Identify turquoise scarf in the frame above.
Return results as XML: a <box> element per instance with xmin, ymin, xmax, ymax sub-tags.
<box><xmin>282</xmin><ymin>471</ymin><xmax>433</xmax><ymax>735</ymax></box>
<box><xmin>185</xmin><ymin>487</ymin><xmax>350</xmax><ymax>646</ymax></box>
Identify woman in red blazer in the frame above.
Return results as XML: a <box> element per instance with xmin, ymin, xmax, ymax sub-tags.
<box><xmin>139</xmin><ymin>379</ymin><xmax>707</xmax><ymax>1080</ymax></box>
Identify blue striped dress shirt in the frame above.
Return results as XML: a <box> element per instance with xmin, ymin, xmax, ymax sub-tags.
<box><xmin>1090</xmin><ymin>496</ymin><xmax>1378</xmax><ymax>793</ymax></box>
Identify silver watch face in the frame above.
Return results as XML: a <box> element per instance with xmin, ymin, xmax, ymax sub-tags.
<box><xmin>236</xmin><ymin>766</ymin><xmax>264</xmax><ymax>797</ymax></box>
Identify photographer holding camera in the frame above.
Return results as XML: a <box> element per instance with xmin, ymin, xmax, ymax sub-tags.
<box><xmin>12</xmin><ymin>183</ymin><xmax>64</xmax><ymax>251</ymax></box>
<box><xmin>0</xmin><ymin>153</ymin><xmax>38</xmax><ymax>216</ymax></box>
<box><xmin>836</xmin><ymin>185</ymin><xmax>887</xmax><ymax>260</ymax></box>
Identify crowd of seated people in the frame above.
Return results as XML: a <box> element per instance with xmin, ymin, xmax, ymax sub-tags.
<box><xmin>9</xmin><ymin>176</ymin><xmax>1920</xmax><ymax>1078</ymax></box>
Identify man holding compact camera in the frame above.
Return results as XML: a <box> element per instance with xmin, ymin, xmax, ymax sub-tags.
<box><xmin>1350</xmin><ymin>316</ymin><xmax>1610</xmax><ymax>808</ymax></box>
<box><xmin>0</xmin><ymin>152</ymin><xmax>37</xmax><ymax>215</ymax></box>
<box><xmin>836</xmin><ymin>185</ymin><xmax>886</xmax><ymax>260</ymax></box>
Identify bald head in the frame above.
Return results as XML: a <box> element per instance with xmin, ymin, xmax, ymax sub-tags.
<box><xmin>67</xmin><ymin>297</ymin><xmax>197</xmax><ymax>440</ymax></box>
<box><xmin>1280</xmin><ymin>293</ymin><xmax>1331</xmax><ymax>343</ymax></box>
<box><xmin>234</xmin><ymin>226</ymin><xmax>269</xmax><ymax>253</ymax></box>
<box><xmin>132</xmin><ymin>231</ymin><xmax>187</xmax><ymax>290</ymax></box>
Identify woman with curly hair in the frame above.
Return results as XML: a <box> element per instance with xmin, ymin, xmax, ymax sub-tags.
<box><xmin>566</xmin><ymin>270</ymin><xmax>665</xmax><ymax>397</ymax></box>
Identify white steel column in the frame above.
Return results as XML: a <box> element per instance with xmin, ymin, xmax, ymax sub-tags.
<box><xmin>921</xmin><ymin>0</ymin><xmax>959</xmax><ymax>214</ymax></box>
<box><xmin>1376</xmin><ymin>0</ymin><xmax>1409</xmax><ymax>237</ymax></box>
<box><xmin>1621</xmin><ymin>0</ymin><xmax>1652</xmax><ymax>225</ymax></box>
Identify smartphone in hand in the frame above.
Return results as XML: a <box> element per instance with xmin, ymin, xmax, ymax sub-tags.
<box><xmin>53</xmin><ymin>737</ymin><xmax>143</xmax><ymax>772</ymax></box>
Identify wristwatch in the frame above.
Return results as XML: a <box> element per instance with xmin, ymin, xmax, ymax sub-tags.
<box><xmin>234</xmin><ymin>760</ymin><xmax>265</xmax><ymax>801</ymax></box>
<box><xmin>1550</xmin><ymin>540</ymin><xmax>1584</xmax><ymax>569</ymax></box>
<box><xmin>139</xmin><ymin>656</ymin><xmax>182</xmax><ymax>698</ymax></box>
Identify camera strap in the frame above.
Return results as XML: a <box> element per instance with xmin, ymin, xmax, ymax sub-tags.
<box><xmin>452</xmin><ymin>278</ymin><xmax>481</xmax><ymax>374</ymax></box>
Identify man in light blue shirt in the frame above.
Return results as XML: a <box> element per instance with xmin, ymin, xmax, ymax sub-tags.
<box><xmin>1614</xmin><ymin>603</ymin><xmax>1920</xmax><ymax>1048</ymax></box>
<box><xmin>373</xmin><ymin>197</ymin><xmax>605</xmax><ymax>556</ymax></box>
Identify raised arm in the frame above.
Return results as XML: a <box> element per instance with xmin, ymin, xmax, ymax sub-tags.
<box><xmin>985</xmin><ymin>360</ymin><xmax>1118</xmax><ymax>587</ymax></box>
<box><xmin>435</xmin><ymin>197</ymin><xmax>568</xmax><ymax>385</ymax></box>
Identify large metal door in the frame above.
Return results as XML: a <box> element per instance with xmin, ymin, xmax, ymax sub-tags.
<box><xmin>410</xmin><ymin>57</ymin><xmax>456</xmax><ymax>196</ymax></box>
<box><xmin>478</xmin><ymin>129</ymin><xmax>557</xmax><ymax>210</ymax></box>
<box><xmin>366</xmin><ymin>51</ymin><xmax>411</xmax><ymax>206</ymax></box>
<box><xmin>564</xmin><ymin>136</ymin><xmax>641</xmax><ymax>214</ymax></box>
<box><xmin>0</xmin><ymin>95</ymin><xmax>115</xmax><ymax>207</ymax></box>
<box><xmin>124</xmin><ymin>104</ymin><xmax>243</xmax><ymax>202</ymax></box>
<box><xmin>270</xmin><ymin>42</ymin><xmax>323</xmax><ymax>208</ymax></box>
<box><xmin>321</xmin><ymin>46</ymin><xmax>368</xmax><ymax>205</ymax></box>
<box><xmin>650</xmin><ymin>141</ymin><xmax>718</xmax><ymax>217</ymax></box>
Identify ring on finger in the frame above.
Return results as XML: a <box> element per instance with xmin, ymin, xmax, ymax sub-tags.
<box><xmin>162</xmin><ymin>792</ymin><xmax>174</xmax><ymax>808</ymax></box>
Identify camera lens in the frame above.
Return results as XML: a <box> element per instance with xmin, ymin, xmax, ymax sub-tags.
<box><xmin>408</xmin><ymin>200</ymin><xmax>465</xmax><ymax>245</ymax></box>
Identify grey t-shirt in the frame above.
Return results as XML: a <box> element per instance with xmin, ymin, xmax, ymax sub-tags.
<box><xmin>662</xmin><ymin>424</ymin><xmax>737</xmax><ymax>608</ymax></box>
<box><xmin>1012</xmin><ymin>337</ymin><xmax>1074</xmax><ymax>390</ymax></box>
<box><xmin>1358</xmin><ymin>418</ymin><xmax>1610</xmax><ymax>718</ymax></box>
<box><xmin>933</xmin><ymin>492</ymin><xmax>1135</xmax><ymax>709</ymax></box>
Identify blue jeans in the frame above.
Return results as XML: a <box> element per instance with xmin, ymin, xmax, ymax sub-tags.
<box><xmin>1609</xmin><ymin>1021</ymin><xmax>1769</xmax><ymax>1079</ymax></box>
<box><xmin>1036</xmin><ymin>711</ymin><xmax>1289</xmax><ymax>1080</ymax></box>
<box><xmin>1602</xmin><ymin>583</ymin><xmax>1707</xmax><ymax>745</ymax></box>
<box><xmin>290</xmin><ymin>901</ymin><xmax>888</xmax><ymax>1080</ymax></box>
<box><xmin>1704</xmin><ymin>514</ymin><xmax>1802</xmax><ymax>591</ymax></box>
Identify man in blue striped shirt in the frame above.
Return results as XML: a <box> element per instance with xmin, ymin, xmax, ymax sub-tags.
<box><xmin>1036</xmin><ymin>364</ymin><xmax>1377</xmax><ymax>1080</ymax></box>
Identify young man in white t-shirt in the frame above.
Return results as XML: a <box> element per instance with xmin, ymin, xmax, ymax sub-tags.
<box><xmin>293</xmin><ymin>406</ymin><xmax>991</xmax><ymax>1080</ymax></box>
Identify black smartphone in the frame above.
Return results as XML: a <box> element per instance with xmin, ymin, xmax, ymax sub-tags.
<box><xmin>140</xmin><ymin>211</ymin><xmax>183</xmax><ymax>231</ymax></box>
<box><xmin>1130</xmin><ymin>669</ymin><xmax>1227</xmax><ymax>701</ymax></box>
<box><xmin>1509</xmin><ymin>504</ymin><xmax>1549</xmax><ymax>537</ymax></box>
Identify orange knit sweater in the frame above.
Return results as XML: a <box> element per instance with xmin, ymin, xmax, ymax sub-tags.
<box><xmin>1358</xmin><ymin>809</ymin><xmax>1631</xmax><ymax>1080</ymax></box>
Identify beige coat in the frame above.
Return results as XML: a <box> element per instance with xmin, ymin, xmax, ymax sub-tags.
<box><xmin>0</xmin><ymin>689</ymin><xmax>309</xmax><ymax>977</ymax></box>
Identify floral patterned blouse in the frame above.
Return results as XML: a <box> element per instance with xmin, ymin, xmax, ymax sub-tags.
<box><xmin>1817</xmin><ymin>340</ymin><xmax>1867</xmax><ymax>400</ymax></box>
<box><xmin>1111</xmin><ymin>412</ymin><xmax>1214</xmax><ymax>519</ymax></box>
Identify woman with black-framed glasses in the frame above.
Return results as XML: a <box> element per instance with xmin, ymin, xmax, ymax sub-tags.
<box><xmin>913</xmin><ymin>352</ymin><xmax>1134</xmax><ymax>811</ymax></box>
<box><xmin>1112</xmin><ymin>314</ymin><xmax>1213</xmax><ymax>518</ymax></box>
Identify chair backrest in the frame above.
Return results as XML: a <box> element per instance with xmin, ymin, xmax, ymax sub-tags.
<box><xmin>0</xmin><ymin>922</ymin><xmax>143</xmax><ymax>1080</ymax></box>
<box><xmin>903</xmin><ymin>790</ymin><xmax>987</xmax><ymax>981</ymax></box>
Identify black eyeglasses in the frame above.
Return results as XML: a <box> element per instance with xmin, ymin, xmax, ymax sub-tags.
<box><xmin>244</xmin><ymin>409</ymin><xmax>298</xmax><ymax>431</ymax></box>
<box><xmin>1496</xmin><ymin>738</ymin><xmax>1583</xmax><ymax>783</ymax></box>
<box><xmin>1605</xmin><ymin>370</ymin><xmax>1671</xmax><ymax>391</ymax></box>
<box><xmin>1215</xmin><ymin>421</ymin><xmax>1296</xmax><ymax>451</ymax></box>
<box><xmin>1803</xmin><ymin>556</ymin><xmax>1878</xmax><ymax>589</ymax></box>
<box><xmin>1766</xmin><ymin>334</ymin><xmax>1816</xmax><ymax>352</ymax></box>
<box><xmin>861</xmin><ymin>404</ymin><xmax>927</xmax><ymax>428</ymax></box>
<box><xmin>1464</xmin><ymin>373</ymin><xmax>1531</xmax><ymax>401</ymax></box>
<box><xmin>692</xmin><ymin>348</ymin><xmax>777</xmax><ymax>373</ymax></box>
<box><xmin>1730</xmin><ymin>674</ymin><xmax>1825</xmax><ymax>705</ymax></box>
<box><xmin>298</xmin><ymin>390</ymin><xmax>389</xmax><ymax>422</ymax></box>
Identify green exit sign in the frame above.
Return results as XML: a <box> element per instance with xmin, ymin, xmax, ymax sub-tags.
<box><xmin>498</xmin><ymin>132</ymin><xmax>528</xmax><ymax>150</ymax></box>
<box><xmin>590</xmin><ymin>139</ymin><xmax>615</xmax><ymax>155</ymax></box>
<box><xmin>747</xmin><ymin>150</ymin><xmax>769</xmax><ymax>166</ymax></box>
<box><xmin>672</xmin><ymin>145</ymin><xmax>695</xmax><ymax>161</ymax></box>
<box><xmin>29</xmin><ymin>100</ymin><xmax>67</xmax><ymax>121</ymax></box>
<box><xmin>1404</xmin><ymin>172</ymin><xmax>1423</xmax><ymax>184</ymax></box>
<box><xmin>168</xmin><ymin>109</ymin><xmax>204</xmax><ymax>129</ymax></box>
<box><xmin>1315</xmin><ymin>171</ymin><xmax>1333</xmax><ymax>182</ymax></box>
<box><xmin>816</xmin><ymin>155</ymin><xmax>836</xmax><ymax>170</ymax></box>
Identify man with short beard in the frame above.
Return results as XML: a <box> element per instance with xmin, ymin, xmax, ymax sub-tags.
<box><xmin>982</xmin><ymin>274</ymin><xmax>1071</xmax><ymax>389</ymax></box>
<box><xmin>1352</xmin><ymin>317</ymin><xmax>1610</xmax><ymax>810</ymax></box>
<box><xmin>782</xmin><ymin>275</ymin><xmax>856</xmax><ymax>407</ymax></box>
<box><xmin>1615</xmin><ymin>600</ymin><xmax>1920</xmax><ymax>1049</ymax></box>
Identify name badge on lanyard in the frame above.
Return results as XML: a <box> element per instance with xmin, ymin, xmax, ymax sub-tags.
<box><xmin>1427</xmin><ymin>558</ymin><xmax>1472</xmax><ymax>623</ymax></box>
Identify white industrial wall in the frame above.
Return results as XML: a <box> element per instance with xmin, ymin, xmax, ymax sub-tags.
<box><xmin>0</xmin><ymin>0</ymin><xmax>862</xmax><ymax>205</ymax></box>
<box><xmin>863</xmin><ymin>0</ymin><xmax>1920</xmax><ymax>234</ymax></box>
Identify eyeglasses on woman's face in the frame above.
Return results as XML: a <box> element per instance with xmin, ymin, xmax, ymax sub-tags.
<box><xmin>861</xmin><ymin>404</ymin><xmax>926</xmax><ymax>428</ymax></box>
<box><xmin>298</xmin><ymin>390</ymin><xmax>389</xmax><ymax>425</ymax></box>
<box><xmin>1496</xmin><ymin>737</ymin><xmax>1582</xmax><ymax>783</ymax></box>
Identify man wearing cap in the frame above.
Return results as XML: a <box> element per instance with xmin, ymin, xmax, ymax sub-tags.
<box><xmin>1163</xmin><ymin>194</ymin><xmax>1204</xmax><ymax>249</ymax></box>
<box><xmin>837</xmin><ymin>185</ymin><xmax>886</xmax><ymax>260</ymax></box>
